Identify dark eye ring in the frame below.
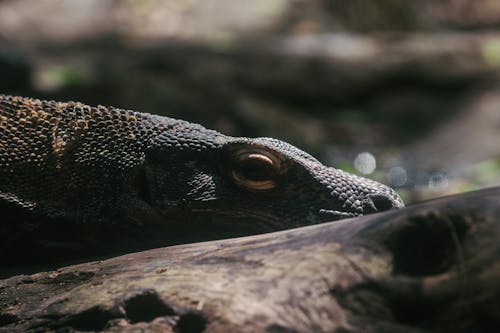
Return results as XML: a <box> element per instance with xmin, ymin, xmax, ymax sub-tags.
<box><xmin>231</xmin><ymin>151</ymin><xmax>280</xmax><ymax>191</ymax></box>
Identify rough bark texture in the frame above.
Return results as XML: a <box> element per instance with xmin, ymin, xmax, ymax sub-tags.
<box><xmin>1</xmin><ymin>187</ymin><xmax>499</xmax><ymax>332</ymax></box>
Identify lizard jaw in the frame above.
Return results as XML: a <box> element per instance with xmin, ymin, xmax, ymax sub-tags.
<box><xmin>318</xmin><ymin>209</ymin><xmax>359</xmax><ymax>221</ymax></box>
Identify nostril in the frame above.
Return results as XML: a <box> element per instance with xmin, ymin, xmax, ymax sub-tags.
<box><xmin>368</xmin><ymin>194</ymin><xmax>396</xmax><ymax>212</ymax></box>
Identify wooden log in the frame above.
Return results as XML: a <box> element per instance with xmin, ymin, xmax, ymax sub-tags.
<box><xmin>1</xmin><ymin>187</ymin><xmax>500</xmax><ymax>332</ymax></box>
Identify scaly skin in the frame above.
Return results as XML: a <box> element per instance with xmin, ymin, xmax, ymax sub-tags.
<box><xmin>0</xmin><ymin>95</ymin><xmax>403</xmax><ymax>231</ymax></box>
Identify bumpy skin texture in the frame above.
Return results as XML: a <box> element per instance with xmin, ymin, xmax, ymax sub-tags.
<box><xmin>0</xmin><ymin>95</ymin><xmax>403</xmax><ymax>231</ymax></box>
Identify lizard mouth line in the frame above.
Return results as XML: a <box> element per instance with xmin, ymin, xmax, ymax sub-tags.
<box><xmin>318</xmin><ymin>209</ymin><xmax>360</xmax><ymax>221</ymax></box>
<box><xmin>189</xmin><ymin>207</ymin><xmax>359</xmax><ymax>227</ymax></box>
<box><xmin>188</xmin><ymin>207</ymin><xmax>296</xmax><ymax>230</ymax></box>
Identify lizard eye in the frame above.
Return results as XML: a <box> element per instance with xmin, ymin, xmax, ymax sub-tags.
<box><xmin>231</xmin><ymin>151</ymin><xmax>280</xmax><ymax>191</ymax></box>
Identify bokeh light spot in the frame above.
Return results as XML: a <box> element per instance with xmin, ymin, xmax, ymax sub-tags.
<box><xmin>388</xmin><ymin>166</ymin><xmax>407</xmax><ymax>186</ymax></box>
<box><xmin>428</xmin><ymin>171</ymin><xmax>449</xmax><ymax>191</ymax></box>
<box><xmin>354</xmin><ymin>152</ymin><xmax>376</xmax><ymax>175</ymax></box>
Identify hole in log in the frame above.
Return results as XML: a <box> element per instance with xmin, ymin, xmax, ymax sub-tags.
<box><xmin>0</xmin><ymin>313</ymin><xmax>19</xmax><ymax>325</ymax></box>
<box><xmin>387</xmin><ymin>292</ymin><xmax>447</xmax><ymax>326</ymax></box>
<box><xmin>66</xmin><ymin>306</ymin><xmax>117</xmax><ymax>331</ymax></box>
<box><xmin>386</xmin><ymin>214</ymin><xmax>469</xmax><ymax>276</ymax></box>
<box><xmin>124</xmin><ymin>289</ymin><xmax>175</xmax><ymax>324</ymax></box>
<box><xmin>175</xmin><ymin>312</ymin><xmax>207</xmax><ymax>333</ymax></box>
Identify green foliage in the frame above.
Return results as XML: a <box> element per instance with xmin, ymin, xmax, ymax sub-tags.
<box><xmin>38</xmin><ymin>65</ymin><xmax>83</xmax><ymax>90</ymax></box>
<box><xmin>482</xmin><ymin>40</ymin><xmax>500</xmax><ymax>66</ymax></box>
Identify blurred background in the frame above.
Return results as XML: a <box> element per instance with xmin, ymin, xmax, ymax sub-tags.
<box><xmin>1</xmin><ymin>0</ymin><xmax>500</xmax><ymax>204</ymax></box>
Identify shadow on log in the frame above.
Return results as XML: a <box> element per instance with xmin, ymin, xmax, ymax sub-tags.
<box><xmin>1</xmin><ymin>187</ymin><xmax>500</xmax><ymax>332</ymax></box>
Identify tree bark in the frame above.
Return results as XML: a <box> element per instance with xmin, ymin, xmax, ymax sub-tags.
<box><xmin>1</xmin><ymin>187</ymin><xmax>500</xmax><ymax>332</ymax></box>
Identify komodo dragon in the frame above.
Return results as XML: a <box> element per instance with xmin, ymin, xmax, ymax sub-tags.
<box><xmin>0</xmin><ymin>95</ymin><xmax>403</xmax><ymax>261</ymax></box>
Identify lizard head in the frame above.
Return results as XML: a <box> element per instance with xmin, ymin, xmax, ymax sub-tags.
<box><xmin>219</xmin><ymin>138</ymin><xmax>404</xmax><ymax>224</ymax></box>
<box><xmin>143</xmin><ymin>129</ymin><xmax>404</xmax><ymax>233</ymax></box>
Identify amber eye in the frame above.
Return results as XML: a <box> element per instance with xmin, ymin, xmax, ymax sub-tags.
<box><xmin>231</xmin><ymin>152</ymin><xmax>280</xmax><ymax>191</ymax></box>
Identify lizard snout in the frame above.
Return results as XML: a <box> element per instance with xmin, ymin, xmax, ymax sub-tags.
<box><xmin>363</xmin><ymin>192</ymin><xmax>404</xmax><ymax>214</ymax></box>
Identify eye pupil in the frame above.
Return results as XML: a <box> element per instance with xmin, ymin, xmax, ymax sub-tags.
<box><xmin>229</xmin><ymin>151</ymin><xmax>281</xmax><ymax>191</ymax></box>
<box><xmin>238</xmin><ymin>159</ymin><xmax>274</xmax><ymax>181</ymax></box>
